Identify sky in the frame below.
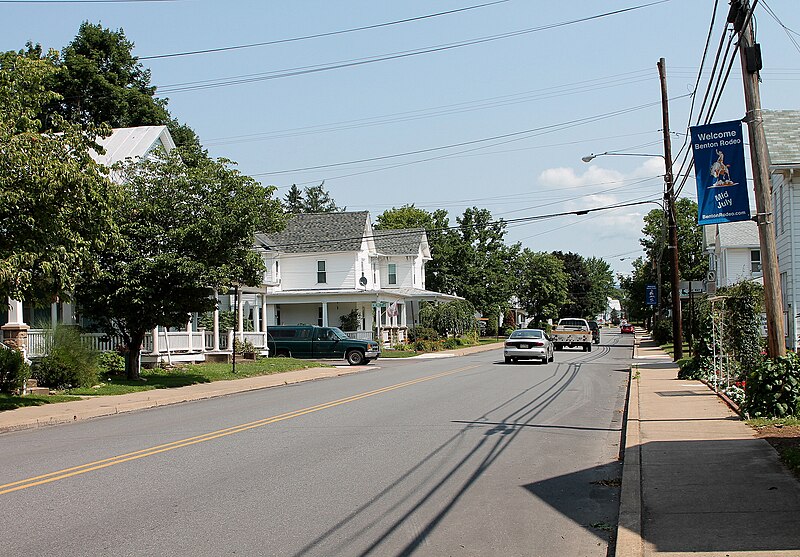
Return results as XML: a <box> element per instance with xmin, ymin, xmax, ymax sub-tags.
<box><xmin>3</xmin><ymin>0</ymin><xmax>799</xmax><ymax>278</ymax></box>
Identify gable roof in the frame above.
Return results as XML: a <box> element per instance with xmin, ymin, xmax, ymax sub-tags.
<box><xmin>717</xmin><ymin>219</ymin><xmax>759</xmax><ymax>248</ymax></box>
<box><xmin>257</xmin><ymin>211</ymin><xmax>370</xmax><ymax>253</ymax></box>
<box><xmin>91</xmin><ymin>125</ymin><xmax>175</xmax><ymax>167</ymax></box>
<box><xmin>373</xmin><ymin>228</ymin><xmax>426</xmax><ymax>255</ymax></box>
<box><xmin>763</xmin><ymin>110</ymin><xmax>800</xmax><ymax>167</ymax></box>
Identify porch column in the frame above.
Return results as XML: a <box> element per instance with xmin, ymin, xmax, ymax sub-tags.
<box><xmin>62</xmin><ymin>301</ymin><xmax>75</xmax><ymax>325</ymax></box>
<box><xmin>237</xmin><ymin>293</ymin><xmax>244</xmax><ymax>341</ymax></box>
<box><xmin>261</xmin><ymin>295</ymin><xmax>268</xmax><ymax>332</ymax></box>
<box><xmin>51</xmin><ymin>300</ymin><xmax>58</xmax><ymax>329</ymax></box>
<box><xmin>321</xmin><ymin>301</ymin><xmax>329</xmax><ymax>327</ymax></box>
<box><xmin>186</xmin><ymin>315</ymin><xmax>193</xmax><ymax>352</ymax></box>
<box><xmin>253</xmin><ymin>296</ymin><xmax>261</xmax><ymax>332</ymax></box>
<box><xmin>401</xmin><ymin>303</ymin><xmax>407</xmax><ymax>328</ymax></box>
<box><xmin>2</xmin><ymin>298</ymin><xmax>29</xmax><ymax>353</ymax></box>
<box><xmin>212</xmin><ymin>290</ymin><xmax>220</xmax><ymax>352</ymax></box>
<box><xmin>152</xmin><ymin>326</ymin><xmax>160</xmax><ymax>353</ymax></box>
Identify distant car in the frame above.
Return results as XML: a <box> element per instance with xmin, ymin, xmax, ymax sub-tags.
<box><xmin>588</xmin><ymin>320</ymin><xmax>600</xmax><ymax>344</ymax></box>
<box><xmin>504</xmin><ymin>329</ymin><xmax>554</xmax><ymax>364</ymax></box>
<box><xmin>620</xmin><ymin>323</ymin><xmax>635</xmax><ymax>334</ymax></box>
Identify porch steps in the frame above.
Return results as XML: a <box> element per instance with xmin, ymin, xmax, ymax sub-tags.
<box><xmin>25</xmin><ymin>379</ymin><xmax>50</xmax><ymax>396</ymax></box>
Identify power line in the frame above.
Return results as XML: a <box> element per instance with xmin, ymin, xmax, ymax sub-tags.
<box><xmin>155</xmin><ymin>1</ymin><xmax>671</xmax><ymax>94</ymax></box>
<box><xmin>140</xmin><ymin>1</ymin><xmax>511</xmax><ymax>60</ymax></box>
<box><xmin>251</xmin><ymin>97</ymin><xmax>688</xmax><ymax>178</ymax></box>
<box><xmin>259</xmin><ymin>199</ymin><xmax>662</xmax><ymax>251</ymax></box>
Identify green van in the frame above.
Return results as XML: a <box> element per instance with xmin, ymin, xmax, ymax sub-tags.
<box><xmin>267</xmin><ymin>325</ymin><xmax>380</xmax><ymax>365</ymax></box>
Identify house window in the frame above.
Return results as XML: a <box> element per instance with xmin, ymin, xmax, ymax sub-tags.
<box><xmin>751</xmin><ymin>250</ymin><xmax>762</xmax><ymax>273</ymax></box>
<box><xmin>317</xmin><ymin>260</ymin><xmax>326</xmax><ymax>284</ymax></box>
<box><xmin>388</xmin><ymin>263</ymin><xmax>397</xmax><ymax>285</ymax></box>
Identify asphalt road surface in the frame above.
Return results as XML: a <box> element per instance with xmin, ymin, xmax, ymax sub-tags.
<box><xmin>0</xmin><ymin>330</ymin><xmax>633</xmax><ymax>557</ymax></box>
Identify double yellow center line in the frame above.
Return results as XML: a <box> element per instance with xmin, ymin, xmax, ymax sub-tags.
<box><xmin>1</xmin><ymin>364</ymin><xmax>478</xmax><ymax>496</ymax></box>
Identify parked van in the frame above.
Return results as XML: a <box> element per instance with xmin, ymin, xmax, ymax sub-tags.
<box><xmin>267</xmin><ymin>325</ymin><xmax>380</xmax><ymax>365</ymax></box>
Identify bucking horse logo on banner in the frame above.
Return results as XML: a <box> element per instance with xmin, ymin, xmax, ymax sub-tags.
<box><xmin>709</xmin><ymin>149</ymin><xmax>735</xmax><ymax>187</ymax></box>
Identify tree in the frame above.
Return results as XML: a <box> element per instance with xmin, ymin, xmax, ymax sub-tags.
<box><xmin>515</xmin><ymin>250</ymin><xmax>568</xmax><ymax>325</ymax></box>
<box><xmin>618</xmin><ymin>257</ymin><xmax>653</xmax><ymax>325</ymax></box>
<box><xmin>374</xmin><ymin>204</ymin><xmax>438</xmax><ymax>230</ymax></box>
<box><xmin>283</xmin><ymin>184</ymin><xmax>304</xmax><ymax>214</ymax></box>
<box><xmin>640</xmin><ymin>198</ymin><xmax>707</xmax><ymax>285</ymax></box>
<box><xmin>0</xmin><ymin>50</ymin><xmax>118</xmax><ymax>304</ymax></box>
<box><xmin>74</xmin><ymin>148</ymin><xmax>285</xmax><ymax>379</ymax></box>
<box><xmin>552</xmin><ymin>251</ymin><xmax>593</xmax><ymax>318</ymax></box>
<box><xmin>440</xmin><ymin>208</ymin><xmax>520</xmax><ymax>316</ymax></box>
<box><xmin>584</xmin><ymin>256</ymin><xmax>615</xmax><ymax>318</ymax></box>
<box><xmin>281</xmin><ymin>182</ymin><xmax>344</xmax><ymax>214</ymax></box>
<box><xmin>301</xmin><ymin>182</ymin><xmax>344</xmax><ymax>213</ymax></box>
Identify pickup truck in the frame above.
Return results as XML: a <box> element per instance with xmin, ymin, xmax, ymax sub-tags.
<box><xmin>551</xmin><ymin>318</ymin><xmax>593</xmax><ymax>352</ymax></box>
<box><xmin>267</xmin><ymin>325</ymin><xmax>380</xmax><ymax>365</ymax></box>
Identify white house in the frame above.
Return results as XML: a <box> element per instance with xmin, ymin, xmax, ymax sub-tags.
<box><xmin>764</xmin><ymin>109</ymin><xmax>800</xmax><ymax>350</ymax></box>
<box><xmin>2</xmin><ymin>126</ymin><xmax>179</xmax><ymax>359</ymax></box>
<box><xmin>707</xmin><ymin>219</ymin><xmax>762</xmax><ymax>288</ymax></box>
<box><xmin>254</xmin><ymin>212</ymin><xmax>459</xmax><ymax>346</ymax></box>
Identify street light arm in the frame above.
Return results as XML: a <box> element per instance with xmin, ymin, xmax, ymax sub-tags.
<box><xmin>582</xmin><ymin>151</ymin><xmax>666</xmax><ymax>163</ymax></box>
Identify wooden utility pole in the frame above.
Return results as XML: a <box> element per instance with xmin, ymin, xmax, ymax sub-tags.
<box><xmin>733</xmin><ymin>0</ymin><xmax>786</xmax><ymax>357</ymax></box>
<box><xmin>658</xmin><ymin>58</ymin><xmax>683</xmax><ymax>361</ymax></box>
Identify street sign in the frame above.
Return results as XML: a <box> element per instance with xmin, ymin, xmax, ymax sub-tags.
<box><xmin>679</xmin><ymin>281</ymin><xmax>706</xmax><ymax>299</ymax></box>
<box><xmin>371</xmin><ymin>302</ymin><xmax>388</xmax><ymax>308</ymax></box>
<box><xmin>645</xmin><ymin>284</ymin><xmax>657</xmax><ymax>306</ymax></box>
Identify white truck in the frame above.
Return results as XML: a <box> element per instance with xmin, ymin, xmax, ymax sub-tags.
<box><xmin>551</xmin><ymin>318</ymin><xmax>593</xmax><ymax>352</ymax></box>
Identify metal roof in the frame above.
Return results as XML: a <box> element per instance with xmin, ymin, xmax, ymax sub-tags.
<box><xmin>763</xmin><ymin>110</ymin><xmax>800</xmax><ymax>167</ymax></box>
<box><xmin>91</xmin><ymin>125</ymin><xmax>175</xmax><ymax>166</ymax></box>
<box><xmin>257</xmin><ymin>211</ymin><xmax>371</xmax><ymax>253</ymax></box>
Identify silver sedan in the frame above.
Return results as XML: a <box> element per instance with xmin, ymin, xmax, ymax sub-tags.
<box><xmin>503</xmin><ymin>328</ymin><xmax>554</xmax><ymax>364</ymax></box>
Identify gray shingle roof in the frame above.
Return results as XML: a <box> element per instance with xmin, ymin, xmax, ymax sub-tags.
<box><xmin>717</xmin><ymin>219</ymin><xmax>759</xmax><ymax>248</ymax></box>
<box><xmin>257</xmin><ymin>211</ymin><xmax>370</xmax><ymax>253</ymax></box>
<box><xmin>373</xmin><ymin>228</ymin><xmax>425</xmax><ymax>255</ymax></box>
<box><xmin>763</xmin><ymin>110</ymin><xmax>800</xmax><ymax>166</ymax></box>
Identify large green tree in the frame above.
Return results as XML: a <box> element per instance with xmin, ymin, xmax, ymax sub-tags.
<box><xmin>0</xmin><ymin>50</ymin><xmax>118</xmax><ymax>304</ymax></box>
<box><xmin>515</xmin><ymin>250</ymin><xmax>568</xmax><ymax>325</ymax></box>
<box><xmin>75</xmin><ymin>148</ymin><xmax>285</xmax><ymax>379</ymax></box>
<box><xmin>443</xmin><ymin>208</ymin><xmax>520</xmax><ymax>316</ymax></box>
<box><xmin>552</xmin><ymin>251</ymin><xmax>593</xmax><ymax>318</ymax></box>
<box><xmin>585</xmin><ymin>256</ymin><xmax>616</xmax><ymax>318</ymax></box>
<box><xmin>282</xmin><ymin>182</ymin><xmax>344</xmax><ymax>213</ymax></box>
<box><xmin>640</xmin><ymin>198</ymin><xmax>708</xmax><ymax>283</ymax></box>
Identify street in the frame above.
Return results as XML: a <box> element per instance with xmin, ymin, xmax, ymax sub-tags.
<box><xmin>0</xmin><ymin>330</ymin><xmax>632</xmax><ymax>557</ymax></box>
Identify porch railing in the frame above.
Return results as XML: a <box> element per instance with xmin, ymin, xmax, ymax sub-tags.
<box><xmin>345</xmin><ymin>330</ymin><xmax>374</xmax><ymax>341</ymax></box>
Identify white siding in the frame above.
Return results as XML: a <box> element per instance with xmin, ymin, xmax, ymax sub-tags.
<box><xmin>722</xmin><ymin>248</ymin><xmax>757</xmax><ymax>286</ymax></box>
<box><xmin>277</xmin><ymin>252</ymin><xmax>358</xmax><ymax>290</ymax></box>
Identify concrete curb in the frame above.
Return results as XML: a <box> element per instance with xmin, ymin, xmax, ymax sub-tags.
<box><xmin>615</xmin><ymin>331</ymin><xmax>643</xmax><ymax>557</ymax></box>
<box><xmin>0</xmin><ymin>343</ymin><xmax>504</xmax><ymax>435</ymax></box>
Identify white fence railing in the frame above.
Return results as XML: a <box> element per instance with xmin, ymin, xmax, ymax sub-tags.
<box><xmin>345</xmin><ymin>330</ymin><xmax>374</xmax><ymax>341</ymax></box>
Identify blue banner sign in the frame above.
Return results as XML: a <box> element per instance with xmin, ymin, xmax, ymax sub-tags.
<box><xmin>645</xmin><ymin>284</ymin><xmax>657</xmax><ymax>306</ymax></box>
<box><xmin>690</xmin><ymin>120</ymin><xmax>751</xmax><ymax>225</ymax></box>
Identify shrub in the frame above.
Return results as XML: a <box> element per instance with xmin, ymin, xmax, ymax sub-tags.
<box><xmin>33</xmin><ymin>326</ymin><xmax>98</xmax><ymax>390</ymax></box>
<box><xmin>460</xmin><ymin>330</ymin><xmax>479</xmax><ymax>345</ymax></box>
<box><xmin>677</xmin><ymin>356</ymin><xmax>713</xmax><ymax>380</ymax></box>
<box><xmin>339</xmin><ymin>309</ymin><xmax>360</xmax><ymax>332</ymax></box>
<box><xmin>651</xmin><ymin>319</ymin><xmax>672</xmax><ymax>345</ymax></box>
<box><xmin>0</xmin><ymin>347</ymin><xmax>31</xmax><ymax>393</ymax></box>
<box><xmin>97</xmin><ymin>351</ymin><xmax>125</xmax><ymax>376</ymax></box>
<box><xmin>743</xmin><ymin>352</ymin><xmax>800</xmax><ymax>418</ymax></box>
<box><xmin>413</xmin><ymin>339</ymin><xmax>440</xmax><ymax>352</ymax></box>
<box><xmin>442</xmin><ymin>338</ymin><xmax>459</xmax><ymax>350</ymax></box>
<box><xmin>407</xmin><ymin>327</ymin><xmax>440</xmax><ymax>342</ymax></box>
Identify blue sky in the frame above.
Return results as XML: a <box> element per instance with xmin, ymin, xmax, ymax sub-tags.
<box><xmin>3</xmin><ymin>0</ymin><xmax>799</xmax><ymax>277</ymax></box>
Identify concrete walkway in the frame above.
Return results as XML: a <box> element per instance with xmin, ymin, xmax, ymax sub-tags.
<box><xmin>616</xmin><ymin>331</ymin><xmax>800</xmax><ymax>557</ymax></box>
<box><xmin>0</xmin><ymin>342</ymin><xmax>504</xmax><ymax>434</ymax></box>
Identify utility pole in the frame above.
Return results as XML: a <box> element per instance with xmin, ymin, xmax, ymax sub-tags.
<box><xmin>731</xmin><ymin>0</ymin><xmax>786</xmax><ymax>357</ymax></box>
<box><xmin>658</xmin><ymin>57</ymin><xmax>683</xmax><ymax>361</ymax></box>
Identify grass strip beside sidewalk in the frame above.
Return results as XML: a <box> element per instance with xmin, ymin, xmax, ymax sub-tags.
<box><xmin>0</xmin><ymin>358</ymin><xmax>328</xmax><ymax>412</ymax></box>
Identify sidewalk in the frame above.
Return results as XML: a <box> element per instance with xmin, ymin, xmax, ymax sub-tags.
<box><xmin>0</xmin><ymin>341</ymin><xmax>503</xmax><ymax>435</ymax></box>
<box><xmin>616</xmin><ymin>331</ymin><xmax>800</xmax><ymax>556</ymax></box>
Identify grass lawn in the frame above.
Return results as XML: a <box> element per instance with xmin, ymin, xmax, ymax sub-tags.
<box><xmin>660</xmin><ymin>341</ymin><xmax>690</xmax><ymax>359</ymax></box>
<box><xmin>378</xmin><ymin>350</ymin><xmax>419</xmax><ymax>358</ymax></box>
<box><xmin>0</xmin><ymin>358</ymin><xmax>329</xmax><ymax>411</ymax></box>
<box><xmin>748</xmin><ymin>417</ymin><xmax>800</xmax><ymax>479</ymax></box>
<box><xmin>0</xmin><ymin>393</ymin><xmax>83</xmax><ymax>412</ymax></box>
